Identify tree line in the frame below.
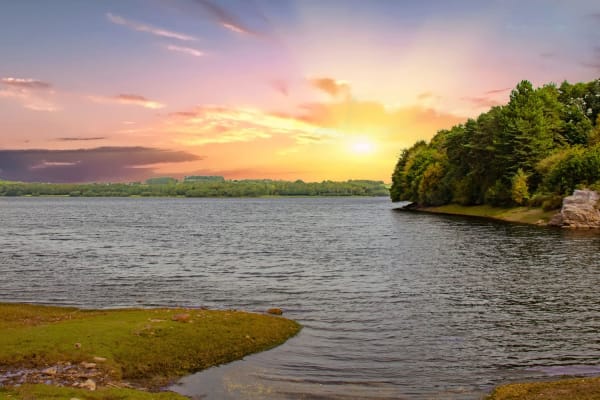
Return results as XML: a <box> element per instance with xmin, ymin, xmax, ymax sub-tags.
<box><xmin>0</xmin><ymin>179</ymin><xmax>389</xmax><ymax>197</ymax></box>
<box><xmin>391</xmin><ymin>78</ymin><xmax>600</xmax><ymax>210</ymax></box>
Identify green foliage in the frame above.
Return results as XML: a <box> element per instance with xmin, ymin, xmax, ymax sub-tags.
<box><xmin>0</xmin><ymin>385</ymin><xmax>188</xmax><ymax>400</ymax></box>
<box><xmin>183</xmin><ymin>175</ymin><xmax>225</xmax><ymax>182</ymax></box>
<box><xmin>390</xmin><ymin>77</ymin><xmax>600</xmax><ymax>207</ymax></box>
<box><xmin>541</xmin><ymin>145</ymin><xmax>600</xmax><ymax>195</ymax></box>
<box><xmin>145</xmin><ymin>177</ymin><xmax>178</xmax><ymax>185</ymax></box>
<box><xmin>511</xmin><ymin>169</ymin><xmax>530</xmax><ymax>205</ymax></box>
<box><xmin>0</xmin><ymin>179</ymin><xmax>389</xmax><ymax>198</ymax></box>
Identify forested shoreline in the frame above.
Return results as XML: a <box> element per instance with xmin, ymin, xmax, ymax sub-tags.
<box><xmin>0</xmin><ymin>178</ymin><xmax>389</xmax><ymax>197</ymax></box>
<box><xmin>391</xmin><ymin>78</ymin><xmax>600</xmax><ymax>210</ymax></box>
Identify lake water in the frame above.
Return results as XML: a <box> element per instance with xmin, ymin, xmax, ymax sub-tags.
<box><xmin>1</xmin><ymin>197</ymin><xmax>600</xmax><ymax>399</ymax></box>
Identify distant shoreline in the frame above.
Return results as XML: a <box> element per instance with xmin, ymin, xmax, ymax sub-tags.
<box><xmin>0</xmin><ymin>179</ymin><xmax>389</xmax><ymax>198</ymax></box>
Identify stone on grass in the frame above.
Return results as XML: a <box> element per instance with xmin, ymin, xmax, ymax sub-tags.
<box><xmin>171</xmin><ymin>313</ymin><xmax>191</xmax><ymax>322</ymax></box>
<box><xmin>81</xmin><ymin>378</ymin><xmax>96</xmax><ymax>391</ymax></box>
<box><xmin>42</xmin><ymin>367</ymin><xmax>57</xmax><ymax>376</ymax></box>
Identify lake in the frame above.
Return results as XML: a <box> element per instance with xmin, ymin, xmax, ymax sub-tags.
<box><xmin>1</xmin><ymin>197</ymin><xmax>600</xmax><ymax>399</ymax></box>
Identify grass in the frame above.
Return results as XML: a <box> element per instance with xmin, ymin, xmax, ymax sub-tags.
<box><xmin>0</xmin><ymin>303</ymin><xmax>301</xmax><ymax>397</ymax></box>
<box><xmin>0</xmin><ymin>384</ymin><xmax>188</xmax><ymax>399</ymax></box>
<box><xmin>416</xmin><ymin>204</ymin><xmax>558</xmax><ymax>225</ymax></box>
<box><xmin>487</xmin><ymin>376</ymin><xmax>600</xmax><ymax>400</ymax></box>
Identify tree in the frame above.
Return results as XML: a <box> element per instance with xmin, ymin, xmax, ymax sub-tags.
<box><xmin>511</xmin><ymin>169</ymin><xmax>530</xmax><ymax>205</ymax></box>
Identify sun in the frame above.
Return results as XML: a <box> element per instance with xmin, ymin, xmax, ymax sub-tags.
<box><xmin>350</xmin><ymin>138</ymin><xmax>376</xmax><ymax>155</ymax></box>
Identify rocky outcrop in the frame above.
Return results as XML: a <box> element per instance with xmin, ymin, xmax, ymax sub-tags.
<box><xmin>548</xmin><ymin>189</ymin><xmax>600</xmax><ymax>228</ymax></box>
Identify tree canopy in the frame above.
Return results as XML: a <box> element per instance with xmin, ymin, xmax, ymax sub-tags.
<box><xmin>390</xmin><ymin>78</ymin><xmax>600</xmax><ymax>209</ymax></box>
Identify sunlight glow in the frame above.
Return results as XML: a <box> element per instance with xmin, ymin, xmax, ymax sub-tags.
<box><xmin>350</xmin><ymin>138</ymin><xmax>376</xmax><ymax>155</ymax></box>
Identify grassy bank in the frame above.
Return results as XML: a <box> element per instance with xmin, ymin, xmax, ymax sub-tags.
<box><xmin>0</xmin><ymin>384</ymin><xmax>188</xmax><ymax>399</ymax></box>
<box><xmin>487</xmin><ymin>376</ymin><xmax>600</xmax><ymax>399</ymax></box>
<box><xmin>412</xmin><ymin>204</ymin><xmax>558</xmax><ymax>225</ymax></box>
<box><xmin>0</xmin><ymin>303</ymin><xmax>301</xmax><ymax>399</ymax></box>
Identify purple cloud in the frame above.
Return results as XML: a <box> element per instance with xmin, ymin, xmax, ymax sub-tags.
<box><xmin>0</xmin><ymin>147</ymin><xmax>200</xmax><ymax>183</ymax></box>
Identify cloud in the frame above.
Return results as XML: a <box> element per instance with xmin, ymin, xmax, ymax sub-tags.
<box><xmin>55</xmin><ymin>137</ymin><xmax>107</xmax><ymax>142</ymax></box>
<box><xmin>88</xmin><ymin>94</ymin><xmax>165</xmax><ymax>109</ymax></box>
<box><xmin>0</xmin><ymin>147</ymin><xmax>200</xmax><ymax>183</ymax></box>
<box><xmin>192</xmin><ymin>0</ymin><xmax>261</xmax><ymax>36</ymax></box>
<box><xmin>417</xmin><ymin>91</ymin><xmax>434</xmax><ymax>100</ymax></box>
<box><xmin>269</xmin><ymin>79</ymin><xmax>289</xmax><ymax>96</ymax></box>
<box><xmin>581</xmin><ymin>46</ymin><xmax>600</xmax><ymax>71</ymax></box>
<box><xmin>165</xmin><ymin>44</ymin><xmax>204</xmax><ymax>57</ymax></box>
<box><xmin>106</xmin><ymin>13</ymin><xmax>197</xmax><ymax>41</ymax></box>
<box><xmin>167</xmin><ymin>105</ymin><xmax>339</xmax><ymax>146</ymax></box>
<box><xmin>309</xmin><ymin>77</ymin><xmax>351</xmax><ymax>99</ymax></box>
<box><xmin>0</xmin><ymin>76</ymin><xmax>59</xmax><ymax>111</ymax></box>
<box><xmin>166</xmin><ymin>95</ymin><xmax>464</xmax><ymax>152</ymax></box>
<box><xmin>461</xmin><ymin>96</ymin><xmax>502</xmax><ymax>108</ymax></box>
<box><xmin>484</xmin><ymin>87</ymin><xmax>511</xmax><ymax>95</ymax></box>
<box><xmin>1</xmin><ymin>77</ymin><xmax>52</xmax><ymax>90</ymax></box>
<box><xmin>587</xmin><ymin>12</ymin><xmax>600</xmax><ymax>21</ymax></box>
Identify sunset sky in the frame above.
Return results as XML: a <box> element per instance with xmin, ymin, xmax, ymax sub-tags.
<box><xmin>1</xmin><ymin>0</ymin><xmax>599</xmax><ymax>183</ymax></box>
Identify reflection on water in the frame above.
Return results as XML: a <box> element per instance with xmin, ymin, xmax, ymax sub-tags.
<box><xmin>1</xmin><ymin>197</ymin><xmax>600</xmax><ymax>399</ymax></box>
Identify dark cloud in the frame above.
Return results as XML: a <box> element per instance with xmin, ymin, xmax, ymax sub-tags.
<box><xmin>1</xmin><ymin>77</ymin><xmax>52</xmax><ymax>90</ymax></box>
<box><xmin>56</xmin><ymin>137</ymin><xmax>107</xmax><ymax>142</ymax></box>
<box><xmin>587</xmin><ymin>12</ymin><xmax>600</xmax><ymax>21</ymax></box>
<box><xmin>581</xmin><ymin>46</ymin><xmax>600</xmax><ymax>71</ymax></box>
<box><xmin>0</xmin><ymin>147</ymin><xmax>200</xmax><ymax>183</ymax></box>
<box><xmin>192</xmin><ymin>0</ymin><xmax>262</xmax><ymax>35</ymax></box>
<box><xmin>484</xmin><ymin>87</ymin><xmax>511</xmax><ymax>95</ymax></box>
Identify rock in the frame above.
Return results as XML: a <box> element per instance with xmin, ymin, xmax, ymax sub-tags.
<box><xmin>81</xmin><ymin>362</ymin><xmax>97</xmax><ymax>369</ymax></box>
<box><xmin>171</xmin><ymin>313</ymin><xmax>191</xmax><ymax>322</ymax></box>
<box><xmin>266</xmin><ymin>308</ymin><xmax>283</xmax><ymax>315</ymax></box>
<box><xmin>548</xmin><ymin>212</ymin><xmax>563</xmax><ymax>227</ymax></box>
<box><xmin>93</xmin><ymin>356</ymin><xmax>107</xmax><ymax>362</ymax></box>
<box><xmin>42</xmin><ymin>367</ymin><xmax>57</xmax><ymax>376</ymax></box>
<box><xmin>81</xmin><ymin>378</ymin><xmax>96</xmax><ymax>391</ymax></box>
<box><xmin>548</xmin><ymin>189</ymin><xmax>600</xmax><ymax>228</ymax></box>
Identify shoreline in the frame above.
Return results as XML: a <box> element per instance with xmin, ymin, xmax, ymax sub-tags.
<box><xmin>0</xmin><ymin>303</ymin><xmax>300</xmax><ymax>400</ymax></box>
<box><xmin>396</xmin><ymin>203</ymin><xmax>558</xmax><ymax>226</ymax></box>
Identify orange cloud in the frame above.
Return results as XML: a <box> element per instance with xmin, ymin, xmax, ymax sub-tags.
<box><xmin>88</xmin><ymin>94</ymin><xmax>165</xmax><ymax>109</ymax></box>
<box><xmin>167</xmin><ymin>106</ymin><xmax>340</xmax><ymax>146</ymax></box>
<box><xmin>309</xmin><ymin>77</ymin><xmax>351</xmax><ymax>99</ymax></box>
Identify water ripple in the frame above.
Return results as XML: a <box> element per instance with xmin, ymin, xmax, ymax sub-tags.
<box><xmin>1</xmin><ymin>197</ymin><xmax>600</xmax><ymax>399</ymax></box>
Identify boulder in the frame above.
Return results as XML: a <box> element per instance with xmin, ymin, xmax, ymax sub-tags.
<box><xmin>266</xmin><ymin>308</ymin><xmax>283</xmax><ymax>315</ymax></box>
<box><xmin>548</xmin><ymin>189</ymin><xmax>600</xmax><ymax>228</ymax></box>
